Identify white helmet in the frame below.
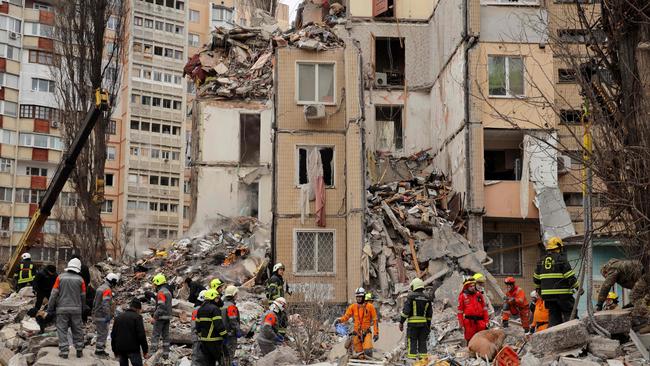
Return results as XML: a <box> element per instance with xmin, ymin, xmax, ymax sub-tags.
<box><xmin>224</xmin><ymin>285</ymin><xmax>238</xmax><ymax>298</ymax></box>
<box><xmin>21</xmin><ymin>253</ymin><xmax>31</xmax><ymax>260</ymax></box>
<box><xmin>530</xmin><ymin>290</ymin><xmax>538</xmax><ymax>299</ymax></box>
<box><xmin>273</xmin><ymin>263</ymin><xmax>285</xmax><ymax>273</ymax></box>
<box><xmin>106</xmin><ymin>273</ymin><xmax>119</xmax><ymax>285</ymax></box>
<box><xmin>272</xmin><ymin>297</ymin><xmax>287</xmax><ymax>312</ymax></box>
<box><xmin>65</xmin><ymin>258</ymin><xmax>82</xmax><ymax>273</ymax></box>
<box><xmin>197</xmin><ymin>290</ymin><xmax>207</xmax><ymax>302</ymax></box>
<box><xmin>355</xmin><ymin>287</ymin><xmax>366</xmax><ymax>297</ymax></box>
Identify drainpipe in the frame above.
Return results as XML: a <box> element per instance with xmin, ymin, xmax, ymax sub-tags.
<box><xmin>463</xmin><ymin>0</ymin><xmax>478</xmax><ymax>238</ymax></box>
<box><xmin>270</xmin><ymin>49</ymin><xmax>278</xmax><ymax>273</ymax></box>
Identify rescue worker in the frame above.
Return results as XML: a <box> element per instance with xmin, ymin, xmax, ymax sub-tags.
<box><xmin>472</xmin><ymin>273</ymin><xmax>495</xmax><ymax>319</ymax></box>
<box><xmin>222</xmin><ymin>285</ymin><xmax>241</xmax><ymax>366</ymax></box>
<box><xmin>266</xmin><ymin>263</ymin><xmax>287</xmax><ymax>303</ymax></box>
<box><xmin>93</xmin><ymin>273</ymin><xmax>118</xmax><ymax>357</ymax></box>
<box><xmin>529</xmin><ymin>290</ymin><xmax>549</xmax><ymax>333</ymax></box>
<box><xmin>28</xmin><ymin>264</ymin><xmax>57</xmax><ymax>317</ymax></box>
<box><xmin>150</xmin><ymin>273</ymin><xmax>172</xmax><ymax>359</ymax></box>
<box><xmin>603</xmin><ymin>292</ymin><xmax>619</xmax><ymax>311</ymax></box>
<box><xmin>257</xmin><ymin>297</ymin><xmax>287</xmax><ymax>355</ymax></box>
<box><xmin>365</xmin><ymin>292</ymin><xmax>381</xmax><ymax>322</ymax></box>
<box><xmin>184</xmin><ymin>277</ymin><xmax>205</xmax><ymax>306</ymax></box>
<box><xmin>14</xmin><ymin>253</ymin><xmax>35</xmax><ymax>289</ymax></box>
<box><xmin>335</xmin><ymin>288</ymin><xmax>379</xmax><ymax>358</ymax></box>
<box><xmin>399</xmin><ymin>278</ymin><xmax>432</xmax><ymax>360</ymax></box>
<box><xmin>47</xmin><ymin>258</ymin><xmax>86</xmax><ymax>359</ymax></box>
<box><xmin>596</xmin><ymin>259</ymin><xmax>645</xmax><ymax>311</ymax></box>
<box><xmin>190</xmin><ymin>290</ymin><xmax>207</xmax><ymax>366</ymax></box>
<box><xmin>534</xmin><ymin>236</ymin><xmax>578</xmax><ymax>327</ymax></box>
<box><xmin>501</xmin><ymin>277</ymin><xmax>530</xmax><ymax>333</ymax></box>
<box><xmin>70</xmin><ymin>255</ymin><xmax>93</xmax><ymax>323</ymax></box>
<box><xmin>210</xmin><ymin>278</ymin><xmax>226</xmax><ymax>295</ymax></box>
<box><xmin>457</xmin><ymin>277</ymin><xmax>488</xmax><ymax>343</ymax></box>
<box><xmin>111</xmin><ymin>299</ymin><xmax>148</xmax><ymax>366</ymax></box>
<box><xmin>194</xmin><ymin>289</ymin><xmax>227</xmax><ymax>366</ymax></box>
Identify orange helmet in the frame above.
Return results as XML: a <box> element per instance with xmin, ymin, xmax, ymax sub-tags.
<box><xmin>504</xmin><ymin>277</ymin><xmax>516</xmax><ymax>285</ymax></box>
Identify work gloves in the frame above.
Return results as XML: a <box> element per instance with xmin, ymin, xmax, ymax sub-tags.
<box><xmin>398</xmin><ymin>323</ymin><xmax>404</xmax><ymax>332</ymax></box>
<box><xmin>373</xmin><ymin>334</ymin><xmax>379</xmax><ymax>342</ymax></box>
<box><xmin>596</xmin><ymin>302</ymin><xmax>603</xmax><ymax>311</ymax></box>
<box><xmin>275</xmin><ymin>335</ymin><xmax>285</xmax><ymax>343</ymax></box>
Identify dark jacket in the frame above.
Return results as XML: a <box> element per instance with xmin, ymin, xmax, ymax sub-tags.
<box><xmin>187</xmin><ymin>281</ymin><xmax>204</xmax><ymax>305</ymax></box>
<box><xmin>400</xmin><ymin>290</ymin><xmax>432</xmax><ymax>328</ymax></box>
<box><xmin>33</xmin><ymin>268</ymin><xmax>57</xmax><ymax>297</ymax></box>
<box><xmin>265</xmin><ymin>274</ymin><xmax>284</xmax><ymax>301</ymax></box>
<box><xmin>534</xmin><ymin>251</ymin><xmax>578</xmax><ymax>300</ymax></box>
<box><xmin>195</xmin><ymin>301</ymin><xmax>226</xmax><ymax>342</ymax></box>
<box><xmin>79</xmin><ymin>264</ymin><xmax>91</xmax><ymax>288</ymax></box>
<box><xmin>111</xmin><ymin>309</ymin><xmax>148</xmax><ymax>355</ymax></box>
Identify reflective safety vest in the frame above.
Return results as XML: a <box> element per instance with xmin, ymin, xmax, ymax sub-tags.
<box><xmin>534</xmin><ymin>251</ymin><xmax>578</xmax><ymax>299</ymax></box>
<box><xmin>195</xmin><ymin>302</ymin><xmax>227</xmax><ymax>342</ymax></box>
<box><xmin>400</xmin><ymin>292</ymin><xmax>432</xmax><ymax>326</ymax></box>
<box><xmin>17</xmin><ymin>263</ymin><xmax>34</xmax><ymax>284</ymax></box>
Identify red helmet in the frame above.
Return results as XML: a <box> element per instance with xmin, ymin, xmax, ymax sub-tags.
<box><xmin>504</xmin><ymin>277</ymin><xmax>516</xmax><ymax>285</ymax></box>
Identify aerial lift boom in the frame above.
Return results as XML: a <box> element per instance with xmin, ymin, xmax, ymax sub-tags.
<box><xmin>3</xmin><ymin>89</ymin><xmax>110</xmax><ymax>279</ymax></box>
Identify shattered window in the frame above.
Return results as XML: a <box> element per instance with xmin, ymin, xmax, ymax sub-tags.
<box><xmin>295</xmin><ymin>231</ymin><xmax>335</xmax><ymax>274</ymax></box>
<box><xmin>375</xmin><ymin>105</ymin><xmax>403</xmax><ymax>151</ymax></box>
<box><xmin>297</xmin><ymin>63</ymin><xmax>335</xmax><ymax>104</ymax></box>
<box><xmin>484</xmin><ymin>232</ymin><xmax>522</xmax><ymax>276</ymax></box>
<box><xmin>297</xmin><ymin>147</ymin><xmax>334</xmax><ymax>187</ymax></box>
<box><xmin>488</xmin><ymin>56</ymin><xmax>524</xmax><ymax>97</ymax></box>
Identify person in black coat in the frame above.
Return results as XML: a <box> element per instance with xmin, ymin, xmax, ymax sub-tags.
<box><xmin>27</xmin><ymin>265</ymin><xmax>57</xmax><ymax>317</ymax></box>
<box><xmin>184</xmin><ymin>277</ymin><xmax>205</xmax><ymax>306</ymax></box>
<box><xmin>111</xmin><ymin>299</ymin><xmax>148</xmax><ymax>366</ymax></box>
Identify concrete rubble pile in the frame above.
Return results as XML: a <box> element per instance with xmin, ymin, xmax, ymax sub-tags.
<box><xmin>183</xmin><ymin>21</ymin><xmax>343</xmax><ymax>100</ymax></box>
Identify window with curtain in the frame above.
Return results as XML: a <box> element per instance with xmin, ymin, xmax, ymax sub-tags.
<box><xmin>488</xmin><ymin>56</ymin><xmax>524</xmax><ymax>97</ymax></box>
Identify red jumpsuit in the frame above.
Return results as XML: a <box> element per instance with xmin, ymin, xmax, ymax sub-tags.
<box><xmin>502</xmin><ymin>285</ymin><xmax>530</xmax><ymax>331</ymax></box>
<box><xmin>457</xmin><ymin>285</ymin><xmax>489</xmax><ymax>342</ymax></box>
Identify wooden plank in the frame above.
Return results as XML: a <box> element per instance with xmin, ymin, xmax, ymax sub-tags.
<box><xmin>409</xmin><ymin>238</ymin><xmax>421</xmax><ymax>277</ymax></box>
<box><xmin>381</xmin><ymin>200</ymin><xmax>411</xmax><ymax>242</ymax></box>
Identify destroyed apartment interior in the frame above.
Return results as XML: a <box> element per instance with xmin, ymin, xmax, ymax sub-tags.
<box><xmin>1</xmin><ymin>0</ymin><xmax>650</xmax><ymax>366</ymax></box>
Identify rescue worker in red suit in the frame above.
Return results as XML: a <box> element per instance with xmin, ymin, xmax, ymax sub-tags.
<box><xmin>501</xmin><ymin>277</ymin><xmax>530</xmax><ymax>333</ymax></box>
<box><xmin>457</xmin><ymin>277</ymin><xmax>488</xmax><ymax>342</ymax></box>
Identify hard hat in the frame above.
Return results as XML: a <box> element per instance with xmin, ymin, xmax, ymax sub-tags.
<box><xmin>66</xmin><ymin>258</ymin><xmax>82</xmax><ymax>273</ymax></box>
<box><xmin>354</xmin><ymin>287</ymin><xmax>366</xmax><ymax>297</ymax></box>
<box><xmin>106</xmin><ymin>273</ymin><xmax>119</xmax><ymax>285</ymax></box>
<box><xmin>224</xmin><ymin>285</ymin><xmax>238</xmax><ymax>298</ymax></box>
<box><xmin>410</xmin><ymin>278</ymin><xmax>425</xmax><ymax>291</ymax></box>
<box><xmin>472</xmin><ymin>273</ymin><xmax>486</xmax><ymax>283</ymax></box>
<box><xmin>504</xmin><ymin>276</ymin><xmax>516</xmax><ymax>285</ymax></box>
<box><xmin>204</xmin><ymin>289</ymin><xmax>219</xmax><ymax>301</ymax></box>
<box><xmin>197</xmin><ymin>290</ymin><xmax>207</xmax><ymax>302</ymax></box>
<box><xmin>152</xmin><ymin>273</ymin><xmax>167</xmax><ymax>286</ymax></box>
<box><xmin>530</xmin><ymin>290</ymin><xmax>538</xmax><ymax>299</ymax></box>
<box><xmin>21</xmin><ymin>253</ymin><xmax>31</xmax><ymax>260</ymax></box>
<box><xmin>463</xmin><ymin>276</ymin><xmax>476</xmax><ymax>286</ymax></box>
<box><xmin>210</xmin><ymin>278</ymin><xmax>223</xmax><ymax>290</ymax></box>
<box><xmin>364</xmin><ymin>292</ymin><xmax>374</xmax><ymax>301</ymax></box>
<box><xmin>607</xmin><ymin>292</ymin><xmax>618</xmax><ymax>300</ymax></box>
<box><xmin>273</xmin><ymin>297</ymin><xmax>287</xmax><ymax>311</ymax></box>
<box><xmin>546</xmin><ymin>236</ymin><xmax>563</xmax><ymax>250</ymax></box>
<box><xmin>273</xmin><ymin>263</ymin><xmax>285</xmax><ymax>273</ymax></box>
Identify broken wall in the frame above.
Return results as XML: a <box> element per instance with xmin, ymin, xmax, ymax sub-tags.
<box><xmin>192</xmin><ymin>100</ymin><xmax>273</xmax><ymax>225</ymax></box>
<box><xmin>348</xmin><ymin>0</ymin><xmax>437</xmax><ymax>20</ymax></box>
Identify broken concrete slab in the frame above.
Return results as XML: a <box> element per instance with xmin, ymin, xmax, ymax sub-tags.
<box><xmin>7</xmin><ymin>354</ymin><xmax>26</xmax><ymax>366</ymax></box>
<box><xmin>521</xmin><ymin>353</ymin><xmax>541</xmax><ymax>366</ymax></box>
<box><xmin>436</xmin><ymin>226</ymin><xmax>471</xmax><ymax>258</ymax></box>
<box><xmin>172</xmin><ymin>299</ymin><xmax>195</xmax><ymax>313</ymax></box>
<box><xmin>588</xmin><ymin>335</ymin><xmax>621</xmax><ymax>359</ymax></box>
<box><xmin>558</xmin><ymin>357</ymin><xmax>600</xmax><ymax>366</ymax></box>
<box><xmin>256</xmin><ymin>346</ymin><xmax>299</xmax><ymax>366</ymax></box>
<box><xmin>0</xmin><ymin>294</ymin><xmax>32</xmax><ymax>310</ymax></box>
<box><xmin>530</xmin><ymin>319</ymin><xmax>589</xmax><ymax>355</ymax></box>
<box><xmin>17</xmin><ymin>286</ymin><xmax>34</xmax><ymax>298</ymax></box>
<box><xmin>20</xmin><ymin>318</ymin><xmax>41</xmax><ymax>333</ymax></box>
<box><xmin>458</xmin><ymin>251</ymin><xmax>485</xmax><ymax>274</ymax></box>
<box><xmin>0</xmin><ymin>347</ymin><xmax>15</xmax><ymax>366</ymax></box>
<box><xmin>418</xmin><ymin>238</ymin><xmax>448</xmax><ymax>261</ymax></box>
<box><xmin>427</xmin><ymin>259</ymin><xmax>449</xmax><ymax>277</ymax></box>
<box><xmin>589</xmin><ymin>309</ymin><xmax>632</xmax><ymax>335</ymax></box>
<box><xmin>34</xmin><ymin>347</ymin><xmax>120</xmax><ymax>366</ymax></box>
<box><xmin>606</xmin><ymin>360</ymin><xmax>625</xmax><ymax>366</ymax></box>
<box><xmin>434</xmin><ymin>271</ymin><xmax>463</xmax><ymax>303</ymax></box>
<box><xmin>0</xmin><ymin>324</ymin><xmax>20</xmax><ymax>342</ymax></box>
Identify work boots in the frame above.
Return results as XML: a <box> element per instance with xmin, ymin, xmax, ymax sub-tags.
<box><xmin>76</xmin><ymin>349</ymin><xmax>83</xmax><ymax>358</ymax></box>
<box><xmin>95</xmin><ymin>350</ymin><xmax>110</xmax><ymax>358</ymax></box>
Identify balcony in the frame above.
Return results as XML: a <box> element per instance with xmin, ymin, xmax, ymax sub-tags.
<box><xmin>484</xmin><ymin>180</ymin><xmax>539</xmax><ymax>219</ymax></box>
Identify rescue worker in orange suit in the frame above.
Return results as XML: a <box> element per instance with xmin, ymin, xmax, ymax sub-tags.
<box><xmin>335</xmin><ymin>288</ymin><xmax>379</xmax><ymax>358</ymax></box>
<box><xmin>257</xmin><ymin>297</ymin><xmax>287</xmax><ymax>355</ymax></box>
<box><xmin>529</xmin><ymin>290</ymin><xmax>549</xmax><ymax>334</ymax></box>
<box><xmin>457</xmin><ymin>277</ymin><xmax>488</xmax><ymax>342</ymax></box>
<box><xmin>399</xmin><ymin>278</ymin><xmax>432</xmax><ymax>360</ymax></box>
<box><xmin>501</xmin><ymin>277</ymin><xmax>530</xmax><ymax>333</ymax></box>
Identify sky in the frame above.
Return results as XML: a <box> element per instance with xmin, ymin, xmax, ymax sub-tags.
<box><xmin>280</xmin><ymin>0</ymin><xmax>302</xmax><ymax>25</ymax></box>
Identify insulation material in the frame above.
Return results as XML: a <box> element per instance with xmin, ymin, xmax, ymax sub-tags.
<box><xmin>522</xmin><ymin>133</ymin><xmax>576</xmax><ymax>243</ymax></box>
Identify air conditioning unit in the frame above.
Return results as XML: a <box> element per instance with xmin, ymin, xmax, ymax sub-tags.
<box><xmin>557</xmin><ymin>154</ymin><xmax>572</xmax><ymax>174</ymax></box>
<box><xmin>0</xmin><ymin>231</ymin><xmax>10</xmax><ymax>238</ymax></box>
<box><xmin>304</xmin><ymin>104</ymin><xmax>326</xmax><ymax>120</ymax></box>
<box><xmin>8</xmin><ymin>32</ymin><xmax>19</xmax><ymax>40</ymax></box>
<box><xmin>50</xmin><ymin>120</ymin><xmax>59</xmax><ymax>129</ymax></box>
<box><xmin>375</xmin><ymin>72</ymin><xmax>388</xmax><ymax>86</ymax></box>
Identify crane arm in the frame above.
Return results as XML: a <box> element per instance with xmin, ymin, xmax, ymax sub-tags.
<box><xmin>3</xmin><ymin>89</ymin><xmax>110</xmax><ymax>279</ymax></box>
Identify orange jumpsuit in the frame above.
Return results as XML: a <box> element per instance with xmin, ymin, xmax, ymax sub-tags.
<box><xmin>457</xmin><ymin>285</ymin><xmax>489</xmax><ymax>342</ymax></box>
<box><xmin>339</xmin><ymin>302</ymin><xmax>378</xmax><ymax>355</ymax></box>
<box><xmin>531</xmin><ymin>297</ymin><xmax>549</xmax><ymax>332</ymax></box>
<box><xmin>502</xmin><ymin>285</ymin><xmax>530</xmax><ymax>331</ymax></box>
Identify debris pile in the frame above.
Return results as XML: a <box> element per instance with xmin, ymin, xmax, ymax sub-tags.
<box><xmin>182</xmin><ymin>23</ymin><xmax>344</xmax><ymax>100</ymax></box>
